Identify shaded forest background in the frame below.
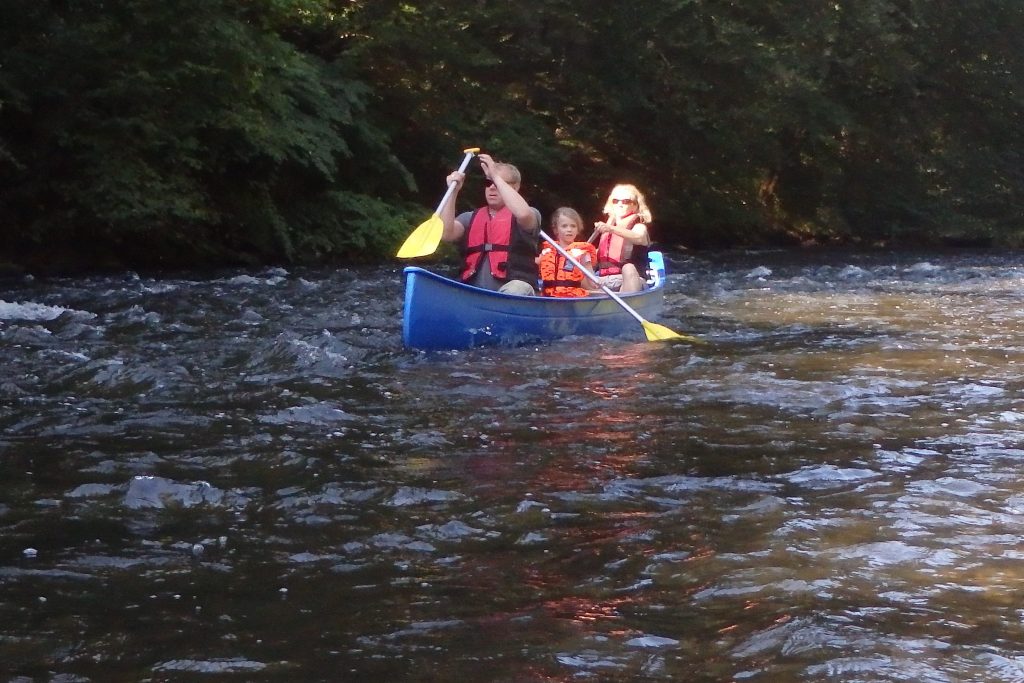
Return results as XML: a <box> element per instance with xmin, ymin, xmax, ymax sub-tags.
<box><xmin>1</xmin><ymin>0</ymin><xmax>1022</xmax><ymax>272</ymax></box>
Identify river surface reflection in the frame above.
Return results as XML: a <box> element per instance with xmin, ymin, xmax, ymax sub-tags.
<box><xmin>3</xmin><ymin>250</ymin><xmax>1024</xmax><ymax>681</ymax></box>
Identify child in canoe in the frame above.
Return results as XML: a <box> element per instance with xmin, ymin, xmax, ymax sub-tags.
<box><xmin>592</xmin><ymin>184</ymin><xmax>652</xmax><ymax>293</ymax></box>
<box><xmin>538</xmin><ymin>207</ymin><xmax>599</xmax><ymax>297</ymax></box>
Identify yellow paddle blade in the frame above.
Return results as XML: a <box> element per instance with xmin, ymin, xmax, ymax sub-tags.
<box><xmin>641</xmin><ymin>320</ymin><xmax>704</xmax><ymax>343</ymax></box>
<box><xmin>396</xmin><ymin>214</ymin><xmax>443</xmax><ymax>258</ymax></box>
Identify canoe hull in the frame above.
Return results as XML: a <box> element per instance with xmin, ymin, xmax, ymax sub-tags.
<box><xmin>402</xmin><ymin>252</ymin><xmax>668</xmax><ymax>350</ymax></box>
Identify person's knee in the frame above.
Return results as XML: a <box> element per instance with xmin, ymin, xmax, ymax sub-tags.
<box><xmin>499</xmin><ymin>279</ymin><xmax>536</xmax><ymax>296</ymax></box>
<box><xmin>620</xmin><ymin>265</ymin><xmax>642</xmax><ymax>293</ymax></box>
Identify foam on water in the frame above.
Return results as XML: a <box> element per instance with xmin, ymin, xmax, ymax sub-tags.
<box><xmin>0</xmin><ymin>300</ymin><xmax>78</xmax><ymax>321</ymax></box>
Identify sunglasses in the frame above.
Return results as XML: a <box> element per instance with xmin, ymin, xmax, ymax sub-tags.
<box><xmin>484</xmin><ymin>179</ymin><xmax>495</xmax><ymax>187</ymax></box>
<box><xmin>611</xmin><ymin>198</ymin><xmax>635</xmax><ymax>205</ymax></box>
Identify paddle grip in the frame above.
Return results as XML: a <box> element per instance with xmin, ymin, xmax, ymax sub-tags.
<box><xmin>433</xmin><ymin>148</ymin><xmax>479</xmax><ymax>214</ymax></box>
<box><xmin>456</xmin><ymin>149</ymin><xmax>477</xmax><ymax>174</ymax></box>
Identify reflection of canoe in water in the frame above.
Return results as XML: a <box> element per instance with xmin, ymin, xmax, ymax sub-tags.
<box><xmin>402</xmin><ymin>252</ymin><xmax>668</xmax><ymax>350</ymax></box>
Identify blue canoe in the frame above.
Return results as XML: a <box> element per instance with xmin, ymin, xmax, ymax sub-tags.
<box><xmin>402</xmin><ymin>251</ymin><xmax>668</xmax><ymax>350</ymax></box>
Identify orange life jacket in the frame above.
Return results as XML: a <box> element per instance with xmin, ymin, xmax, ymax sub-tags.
<box><xmin>596</xmin><ymin>213</ymin><xmax>640</xmax><ymax>276</ymax></box>
<box><xmin>539</xmin><ymin>242</ymin><xmax>597</xmax><ymax>297</ymax></box>
<box><xmin>461</xmin><ymin>207</ymin><xmax>514</xmax><ymax>281</ymax></box>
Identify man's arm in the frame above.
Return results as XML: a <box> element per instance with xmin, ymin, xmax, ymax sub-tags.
<box><xmin>440</xmin><ymin>171</ymin><xmax>467</xmax><ymax>242</ymax></box>
<box><xmin>480</xmin><ymin>154</ymin><xmax>538</xmax><ymax>232</ymax></box>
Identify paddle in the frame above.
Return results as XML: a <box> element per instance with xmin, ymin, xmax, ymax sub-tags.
<box><xmin>396</xmin><ymin>147</ymin><xmax>480</xmax><ymax>259</ymax></box>
<box><xmin>539</xmin><ymin>230</ymin><xmax>701</xmax><ymax>343</ymax></box>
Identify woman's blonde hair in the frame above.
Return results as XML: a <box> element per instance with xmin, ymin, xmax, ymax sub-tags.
<box><xmin>602</xmin><ymin>184</ymin><xmax>652</xmax><ymax>223</ymax></box>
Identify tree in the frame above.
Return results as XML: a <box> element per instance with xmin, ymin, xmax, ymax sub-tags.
<box><xmin>0</xmin><ymin>0</ymin><xmax>414</xmax><ymax>270</ymax></box>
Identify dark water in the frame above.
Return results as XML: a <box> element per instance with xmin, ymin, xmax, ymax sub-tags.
<box><xmin>4</xmin><ymin>250</ymin><xmax>1024</xmax><ymax>682</ymax></box>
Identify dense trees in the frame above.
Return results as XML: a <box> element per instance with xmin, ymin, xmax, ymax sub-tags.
<box><xmin>0</xmin><ymin>0</ymin><xmax>414</xmax><ymax>270</ymax></box>
<box><xmin>1</xmin><ymin>0</ymin><xmax>1022</xmax><ymax>271</ymax></box>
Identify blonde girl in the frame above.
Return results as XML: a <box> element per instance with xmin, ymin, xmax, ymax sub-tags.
<box><xmin>593</xmin><ymin>184</ymin><xmax>652</xmax><ymax>293</ymax></box>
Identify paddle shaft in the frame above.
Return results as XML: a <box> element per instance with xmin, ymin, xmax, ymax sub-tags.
<box><xmin>435</xmin><ymin>148</ymin><xmax>479</xmax><ymax>215</ymax></box>
<box><xmin>538</xmin><ymin>230</ymin><xmax>647</xmax><ymax>327</ymax></box>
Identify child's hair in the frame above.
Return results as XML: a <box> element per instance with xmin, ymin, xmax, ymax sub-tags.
<box><xmin>602</xmin><ymin>184</ymin><xmax>653</xmax><ymax>223</ymax></box>
<box><xmin>549</xmin><ymin>207</ymin><xmax>585</xmax><ymax>236</ymax></box>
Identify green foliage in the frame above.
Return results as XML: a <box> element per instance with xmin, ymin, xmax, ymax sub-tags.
<box><xmin>286</xmin><ymin>191</ymin><xmax>423</xmax><ymax>262</ymax></box>
<box><xmin>0</xmin><ymin>0</ymin><xmax>411</xmax><ymax>269</ymax></box>
<box><xmin>3</xmin><ymin>0</ymin><xmax>1024</xmax><ymax>272</ymax></box>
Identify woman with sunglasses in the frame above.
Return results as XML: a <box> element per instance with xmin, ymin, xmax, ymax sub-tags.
<box><xmin>592</xmin><ymin>184</ymin><xmax>653</xmax><ymax>293</ymax></box>
<box><xmin>439</xmin><ymin>153</ymin><xmax>541</xmax><ymax>296</ymax></box>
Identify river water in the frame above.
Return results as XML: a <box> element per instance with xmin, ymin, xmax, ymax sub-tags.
<box><xmin>3</xmin><ymin>249</ymin><xmax>1024</xmax><ymax>682</ymax></box>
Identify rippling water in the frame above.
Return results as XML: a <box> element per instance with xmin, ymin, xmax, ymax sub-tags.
<box><xmin>3</xmin><ymin>250</ymin><xmax>1024</xmax><ymax>681</ymax></box>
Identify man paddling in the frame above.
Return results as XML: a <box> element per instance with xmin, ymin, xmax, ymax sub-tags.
<box><xmin>439</xmin><ymin>154</ymin><xmax>540</xmax><ymax>296</ymax></box>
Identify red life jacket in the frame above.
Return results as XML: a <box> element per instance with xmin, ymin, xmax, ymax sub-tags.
<box><xmin>539</xmin><ymin>242</ymin><xmax>598</xmax><ymax>297</ymax></box>
<box><xmin>596</xmin><ymin>213</ymin><xmax>640</xmax><ymax>275</ymax></box>
<box><xmin>461</xmin><ymin>207</ymin><xmax>514</xmax><ymax>281</ymax></box>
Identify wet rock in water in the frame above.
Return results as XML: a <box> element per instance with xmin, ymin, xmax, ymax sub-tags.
<box><xmin>288</xmin><ymin>552</ymin><xmax>339</xmax><ymax>564</ymax></box>
<box><xmin>415</xmin><ymin>520</ymin><xmax>491</xmax><ymax>541</ymax></box>
<box><xmin>258</xmin><ymin>404</ymin><xmax>356</xmax><ymax>427</ymax></box>
<box><xmin>838</xmin><ymin>265</ymin><xmax>871</xmax><ymax>279</ymax></box>
<box><xmin>515</xmin><ymin>499</ymin><xmax>548</xmax><ymax>514</ymax></box>
<box><xmin>124</xmin><ymin>475</ymin><xmax>225</xmax><ymax>509</ymax></box>
<box><xmin>239</xmin><ymin>308</ymin><xmax>265</xmax><ymax>323</ymax></box>
<box><xmin>626</xmin><ymin>635</ymin><xmax>680</xmax><ymax>648</ymax></box>
<box><xmin>0</xmin><ymin>381</ymin><xmax>28</xmax><ymax>396</ymax></box>
<box><xmin>67</xmin><ymin>483</ymin><xmax>121</xmax><ymax>499</ymax></box>
<box><xmin>907</xmin><ymin>261</ymin><xmax>942</xmax><ymax>275</ymax></box>
<box><xmin>386</xmin><ymin>486</ymin><xmax>465</xmax><ymax>507</ymax></box>
<box><xmin>400</xmin><ymin>430</ymin><xmax>452</xmax><ymax>450</ymax></box>
<box><xmin>783</xmin><ymin>465</ymin><xmax>878</xmax><ymax>490</ymax></box>
<box><xmin>515</xmin><ymin>531</ymin><xmax>550</xmax><ymax>545</ymax></box>
<box><xmin>911</xmin><ymin>476</ymin><xmax>993</xmax><ymax>498</ymax></box>
<box><xmin>50</xmin><ymin>674</ymin><xmax>91</xmax><ymax>683</ymax></box>
<box><xmin>0</xmin><ymin>300</ymin><xmax>69</xmax><ymax>321</ymax></box>
<box><xmin>152</xmin><ymin>658</ymin><xmax>267</xmax><ymax>673</ymax></box>
<box><xmin>369</xmin><ymin>532</ymin><xmax>436</xmax><ymax>553</ymax></box>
